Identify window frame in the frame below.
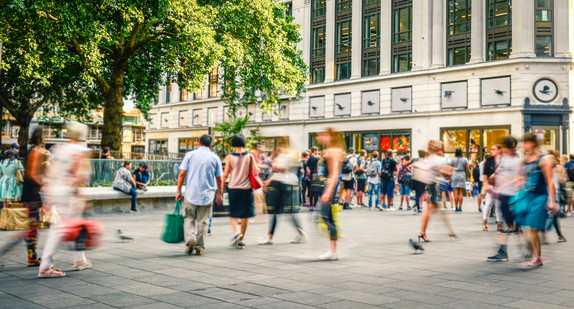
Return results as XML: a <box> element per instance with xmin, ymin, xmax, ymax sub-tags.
<box><xmin>535</xmin><ymin>0</ymin><xmax>553</xmax><ymax>57</ymax></box>
<box><xmin>335</xmin><ymin>0</ymin><xmax>353</xmax><ymax>80</ymax></box>
<box><xmin>310</xmin><ymin>0</ymin><xmax>327</xmax><ymax>84</ymax></box>
<box><xmin>447</xmin><ymin>0</ymin><xmax>472</xmax><ymax>66</ymax></box>
<box><xmin>391</xmin><ymin>0</ymin><xmax>412</xmax><ymax>73</ymax></box>
<box><xmin>486</xmin><ymin>0</ymin><xmax>512</xmax><ymax>61</ymax></box>
<box><xmin>362</xmin><ymin>0</ymin><xmax>381</xmax><ymax>77</ymax></box>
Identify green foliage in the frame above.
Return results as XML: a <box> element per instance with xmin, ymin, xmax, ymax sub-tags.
<box><xmin>1</xmin><ymin>0</ymin><xmax>307</xmax><ymax>150</ymax></box>
<box><xmin>213</xmin><ymin>115</ymin><xmax>263</xmax><ymax>155</ymax></box>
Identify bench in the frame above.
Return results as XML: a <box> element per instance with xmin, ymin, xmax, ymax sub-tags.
<box><xmin>81</xmin><ymin>186</ymin><xmax>178</xmax><ymax>213</ymax></box>
<box><xmin>81</xmin><ymin>186</ymin><xmax>231</xmax><ymax>216</ymax></box>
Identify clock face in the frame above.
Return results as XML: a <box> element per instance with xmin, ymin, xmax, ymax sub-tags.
<box><xmin>533</xmin><ymin>78</ymin><xmax>558</xmax><ymax>103</ymax></box>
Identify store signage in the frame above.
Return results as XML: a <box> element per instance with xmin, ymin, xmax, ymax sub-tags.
<box><xmin>362</xmin><ymin>90</ymin><xmax>380</xmax><ymax>114</ymax></box>
<box><xmin>309</xmin><ymin>96</ymin><xmax>325</xmax><ymax>118</ymax></box>
<box><xmin>441</xmin><ymin>81</ymin><xmax>468</xmax><ymax>109</ymax></box>
<box><xmin>362</xmin><ymin>133</ymin><xmax>379</xmax><ymax>151</ymax></box>
<box><xmin>392</xmin><ymin>87</ymin><xmax>412</xmax><ymax>112</ymax></box>
<box><xmin>334</xmin><ymin>93</ymin><xmax>351</xmax><ymax>117</ymax></box>
<box><xmin>481</xmin><ymin>76</ymin><xmax>511</xmax><ymax>106</ymax></box>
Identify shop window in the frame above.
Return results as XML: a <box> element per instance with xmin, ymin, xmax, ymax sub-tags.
<box><xmin>149</xmin><ymin>140</ymin><xmax>168</xmax><ymax>155</ymax></box>
<box><xmin>442</xmin><ymin>127</ymin><xmax>510</xmax><ymax>159</ymax></box>
<box><xmin>178</xmin><ymin>138</ymin><xmax>200</xmax><ymax>155</ymax></box>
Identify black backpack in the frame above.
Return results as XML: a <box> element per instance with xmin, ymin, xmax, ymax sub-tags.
<box><xmin>380</xmin><ymin>158</ymin><xmax>393</xmax><ymax>181</ymax></box>
<box><xmin>355</xmin><ymin>157</ymin><xmax>365</xmax><ymax>176</ymax></box>
<box><xmin>341</xmin><ymin>156</ymin><xmax>353</xmax><ymax>174</ymax></box>
<box><xmin>567</xmin><ymin>165</ymin><xmax>574</xmax><ymax>182</ymax></box>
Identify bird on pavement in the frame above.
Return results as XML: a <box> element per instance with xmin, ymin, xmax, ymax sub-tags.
<box><xmin>409</xmin><ymin>239</ymin><xmax>424</xmax><ymax>254</ymax></box>
<box><xmin>117</xmin><ymin>229</ymin><xmax>134</xmax><ymax>242</ymax></box>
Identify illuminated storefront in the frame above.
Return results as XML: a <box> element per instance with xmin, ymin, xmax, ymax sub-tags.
<box><xmin>441</xmin><ymin>126</ymin><xmax>510</xmax><ymax>160</ymax></box>
<box><xmin>310</xmin><ymin>130</ymin><xmax>411</xmax><ymax>157</ymax></box>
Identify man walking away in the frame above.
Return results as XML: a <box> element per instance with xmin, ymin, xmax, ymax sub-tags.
<box><xmin>355</xmin><ymin>150</ymin><xmax>368</xmax><ymax>207</ymax></box>
<box><xmin>380</xmin><ymin>150</ymin><xmax>397</xmax><ymax>210</ymax></box>
<box><xmin>176</xmin><ymin>134</ymin><xmax>223</xmax><ymax>256</ymax></box>
<box><xmin>340</xmin><ymin>148</ymin><xmax>358</xmax><ymax>210</ymax></box>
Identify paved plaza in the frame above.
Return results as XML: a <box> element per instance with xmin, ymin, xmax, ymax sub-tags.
<box><xmin>1</xmin><ymin>199</ymin><xmax>574</xmax><ymax>308</ymax></box>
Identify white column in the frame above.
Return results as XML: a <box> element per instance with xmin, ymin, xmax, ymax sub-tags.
<box><xmin>325</xmin><ymin>0</ymin><xmax>335</xmax><ymax>82</ymax></box>
<box><xmin>469</xmin><ymin>0</ymin><xmax>485</xmax><ymax>63</ymax></box>
<box><xmin>431</xmin><ymin>0</ymin><xmax>446</xmax><ymax>68</ymax></box>
<box><xmin>380</xmin><ymin>0</ymin><xmax>392</xmax><ymax>75</ymax></box>
<box><xmin>412</xmin><ymin>0</ymin><xmax>432</xmax><ymax>71</ymax></box>
<box><xmin>511</xmin><ymin>0</ymin><xmax>536</xmax><ymax>58</ymax></box>
<box><xmin>351</xmin><ymin>1</ymin><xmax>362</xmax><ymax>79</ymax></box>
<box><xmin>294</xmin><ymin>0</ymin><xmax>311</xmax><ymax>78</ymax></box>
<box><xmin>554</xmin><ymin>0</ymin><xmax>572</xmax><ymax>57</ymax></box>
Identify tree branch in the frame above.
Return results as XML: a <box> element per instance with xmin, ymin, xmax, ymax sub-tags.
<box><xmin>126</xmin><ymin>21</ymin><xmax>142</xmax><ymax>50</ymax></box>
<box><xmin>133</xmin><ymin>31</ymin><xmax>176</xmax><ymax>50</ymax></box>
<box><xmin>70</xmin><ymin>36</ymin><xmax>110</xmax><ymax>96</ymax></box>
<box><xmin>98</xmin><ymin>44</ymin><xmax>114</xmax><ymax>56</ymax></box>
<box><xmin>136</xmin><ymin>19</ymin><xmax>160</xmax><ymax>43</ymax></box>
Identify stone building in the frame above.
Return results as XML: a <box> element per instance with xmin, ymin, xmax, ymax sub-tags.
<box><xmin>148</xmin><ymin>0</ymin><xmax>574</xmax><ymax>159</ymax></box>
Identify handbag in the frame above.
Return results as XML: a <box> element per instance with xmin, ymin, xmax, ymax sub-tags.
<box><xmin>60</xmin><ymin>218</ymin><xmax>105</xmax><ymax>250</ymax></box>
<box><xmin>161</xmin><ymin>200</ymin><xmax>184</xmax><ymax>243</ymax></box>
<box><xmin>16</xmin><ymin>161</ymin><xmax>24</xmax><ymax>185</ymax></box>
<box><xmin>249</xmin><ymin>155</ymin><xmax>263</xmax><ymax>191</ymax></box>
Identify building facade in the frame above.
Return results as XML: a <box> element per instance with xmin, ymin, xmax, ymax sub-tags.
<box><xmin>149</xmin><ymin>0</ymin><xmax>574</xmax><ymax>159</ymax></box>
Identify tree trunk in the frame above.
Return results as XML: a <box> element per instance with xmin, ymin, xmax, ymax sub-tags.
<box><xmin>101</xmin><ymin>83</ymin><xmax>124</xmax><ymax>152</ymax></box>
<box><xmin>16</xmin><ymin>113</ymin><xmax>32</xmax><ymax>152</ymax></box>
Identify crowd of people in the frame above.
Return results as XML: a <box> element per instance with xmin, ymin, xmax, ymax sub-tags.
<box><xmin>0</xmin><ymin>126</ymin><xmax>570</xmax><ymax>278</ymax></box>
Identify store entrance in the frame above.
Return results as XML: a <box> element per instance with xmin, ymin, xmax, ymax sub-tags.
<box><xmin>532</xmin><ymin>126</ymin><xmax>560</xmax><ymax>153</ymax></box>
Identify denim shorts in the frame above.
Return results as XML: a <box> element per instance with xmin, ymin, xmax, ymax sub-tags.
<box><xmin>399</xmin><ymin>183</ymin><xmax>411</xmax><ymax>195</ymax></box>
<box><xmin>380</xmin><ymin>180</ymin><xmax>395</xmax><ymax>198</ymax></box>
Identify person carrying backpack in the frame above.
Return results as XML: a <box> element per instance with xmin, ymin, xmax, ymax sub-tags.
<box><xmin>380</xmin><ymin>150</ymin><xmax>397</xmax><ymax>210</ymax></box>
<box><xmin>397</xmin><ymin>155</ymin><xmax>413</xmax><ymax>210</ymax></box>
<box><xmin>340</xmin><ymin>148</ymin><xmax>358</xmax><ymax>210</ymax></box>
<box><xmin>565</xmin><ymin>154</ymin><xmax>574</xmax><ymax>216</ymax></box>
<box><xmin>355</xmin><ymin>150</ymin><xmax>368</xmax><ymax>207</ymax></box>
<box><xmin>367</xmin><ymin>151</ymin><xmax>382</xmax><ymax>210</ymax></box>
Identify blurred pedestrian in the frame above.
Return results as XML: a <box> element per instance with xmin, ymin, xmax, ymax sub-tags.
<box><xmin>564</xmin><ymin>153</ymin><xmax>574</xmax><ymax>216</ymax></box>
<box><xmin>417</xmin><ymin>141</ymin><xmax>456</xmax><ymax>243</ymax></box>
<box><xmin>355</xmin><ymin>150</ymin><xmax>368</xmax><ymax>208</ymax></box>
<box><xmin>366</xmin><ymin>151</ymin><xmax>382</xmax><ymax>210</ymax></box>
<box><xmin>0</xmin><ymin>149</ymin><xmax>25</xmax><ymax>201</ymax></box>
<box><xmin>112</xmin><ymin>161</ymin><xmax>139</xmax><ymax>213</ymax></box>
<box><xmin>38</xmin><ymin>122</ymin><xmax>91</xmax><ymax>278</ymax></box>
<box><xmin>380</xmin><ymin>150</ymin><xmax>397</xmax><ymax>210</ymax></box>
<box><xmin>299</xmin><ymin>151</ymin><xmax>311</xmax><ymax>208</ymax></box>
<box><xmin>176</xmin><ymin>134</ymin><xmax>223</xmax><ymax>256</ymax></box>
<box><xmin>482</xmin><ymin>145</ymin><xmax>504</xmax><ymax>232</ymax></box>
<box><xmin>223</xmin><ymin>134</ymin><xmax>258</xmax><ymax>249</ymax></box>
<box><xmin>411</xmin><ymin>150</ymin><xmax>428</xmax><ymax>214</ymax></box>
<box><xmin>340</xmin><ymin>148</ymin><xmax>358</xmax><ymax>210</ymax></box>
<box><xmin>100</xmin><ymin>147</ymin><xmax>114</xmax><ymax>159</ymax></box>
<box><xmin>316</xmin><ymin>128</ymin><xmax>344</xmax><ymax>260</ymax></box>
<box><xmin>258</xmin><ymin>146</ymin><xmax>307</xmax><ymax>245</ymax></box>
<box><xmin>450</xmin><ymin>148</ymin><xmax>470</xmax><ymax>212</ymax></box>
<box><xmin>397</xmin><ymin>155</ymin><xmax>412</xmax><ymax>210</ymax></box>
<box><xmin>309</xmin><ymin>151</ymin><xmax>326</xmax><ymax>211</ymax></box>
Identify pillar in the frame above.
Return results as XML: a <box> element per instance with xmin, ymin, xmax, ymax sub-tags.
<box><xmin>351</xmin><ymin>0</ymin><xmax>362</xmax><ymax>79</ymax></box>
<box><xmin>511</xmin><ymin>0</ymin><xmax>536</xmax><ymax>58</ymax></box>
<box><xmin>325</xmin><ymin>0</ymin><xmax>335</xmax><ymax>82</ymax></box>
<box><xmin>469</xmin><ymin>0</ymin><xmax>485</xmax><ymax>63</ymax></box>
<box><xmin>380</xmin><ymin>0</ymin><xmax>392</xmax><ymax>75</ymax></box>
<box><xmin>431</xmin><ymin>0</ymin><xmax>446</xmax><ymax>68</ymax></box>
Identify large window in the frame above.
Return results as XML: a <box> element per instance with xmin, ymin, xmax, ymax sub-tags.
<box><xmin>535</xmin><ymin>0</ymin><xmax>553</xmax><ymax>57</ymax></box>
<box><xmin>487</xmin><ymin>0</ymin><xmax>512</xmax><ymax>61</ymax></box>
<box><xmin>392</xmin><ymin>0</ymin><xmax>412</xmax><ymax>73</ymax></box>
<box><xmin>362</xmin><ymin>0</ymin><xmax>381</xmax><ymax>77</ymax></box>
<box><xmin>441</xmin><ymin>127</ymin><xmax>510</xmax><ymax>160</ymax></box>
<box><xmin>447</xmin><ymin>0</ymin><xmax>471</xmax><ymax>66</ymax></box>
<box><xmin>178</xmin><ymin>138</ymin><xmax>199</xmax><ymax>155</ymax></box>
<box><xmin>208</xmin><ymin>67</ymin><xmax>218</xmax><ymax>98</ymax></box>
<box><xmin>310</xmin><ymin>0</ymin><xmax>326</xmax><ymax>84</ymax></box>
<box><xmin>149</xmin><ymin>140</ymin><xmax>168</xmax><ymax>155</ymax></box>
<box><xmin>335</xmin><ymin>0</ymin><xmax>352</xmax><ymax>80</ymax></box>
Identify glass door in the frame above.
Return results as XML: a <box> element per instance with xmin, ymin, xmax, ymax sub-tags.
<box><xmin>532</xmin><ymin>126</ymin><xmax>560</xmax><ymax>152</ymax></box>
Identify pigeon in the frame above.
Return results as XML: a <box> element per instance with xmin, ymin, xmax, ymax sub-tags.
<box><xmin>311</xmin><ymin>106</ymin><xmax>318</xmax><ymax>111</ymax></box>
<box><xmin>444</xmin><ymin>90</ymin><xmax>454</xmax><ymax>98</ymax></box>
<box><xmin>367</xmin><ymin>100</ymin><xmax>375</xmax><ymax>106</ymax></box>
<box><xmin>336</xmin><ymin>103</ymin><xmax>344</xmax><ymax>110</ymax></box>
<box><xmin>280</xmin><ymin>105</ymin><xmax>287</xmax><ymax>111</ymax></box>
<box><xmin>409</xmin><ymin>239</ymin><xmax>424</xmax><ymax>254</ymax></box>
<box><xmin>117</xmin><ymin>229</ymin><xmax>134</xmax><ymax>242</ymax></box>
<box><xmin>494</xmin><ymin>89</ymin><xmax>506</xmax><ymax>95</ymax></box>
<box><xmin>400</xmin><ymin>98</ymin><xmax>408</xmax><ymax>102</ymax></box>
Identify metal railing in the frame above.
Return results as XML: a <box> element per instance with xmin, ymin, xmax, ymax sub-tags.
<box><xmin>89</xmin><ymin>159</ymin><xmax>182</xmax><ymax>186</ymax></box>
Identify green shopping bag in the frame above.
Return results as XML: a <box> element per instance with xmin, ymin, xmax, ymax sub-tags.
<box><xmin>161</xmin><ymin>200</ymin><xmax>184</xmax><ymax>243</ymax></box>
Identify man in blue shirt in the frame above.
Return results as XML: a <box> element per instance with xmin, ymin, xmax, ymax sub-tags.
<box><xmin>176</xmin><ymin>134</ymin><xmax>223</xmax><ymax>256</ymax></box>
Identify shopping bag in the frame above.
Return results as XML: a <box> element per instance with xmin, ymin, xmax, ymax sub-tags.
<box><xmin>60</xmin><ymin>218</ymin><xmax>105</xmax><ymax>250</ymax></box>
<box><xmin>162</xmin><ymin>200</ymin><xmax>184</xmax><ymax>243</ymax></box>
<box><xmin>0</xmin><ymin>207</ymin><xmax>29</xmax><ymax>230</ymax></box>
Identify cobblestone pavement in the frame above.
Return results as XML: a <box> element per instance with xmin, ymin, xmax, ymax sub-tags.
<box><xmin>1</xmin><ymin>198</ymin><xmax>573</xmax><ymax>308</ymax></box>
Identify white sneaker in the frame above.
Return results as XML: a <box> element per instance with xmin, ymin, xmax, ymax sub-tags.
<box><xmin>291</xmin><ymin>230</ymin><xmax>308</xmax><ymax>244</ymax></box>
<box><xmin>257</xmin><ymin>237</ymin><xmax>274</xmax><ymax>245</ymax></box>
<box><xmin>318</xmin><ymin>250</ymin><xmax>339</xmax><ymax>261</ymax></box>
<box><xmin>388</xmin><ymin>207</ymin><xmax>397</xmax><ymax>211</ymax></box>
<box><xmin>230</xmin><ymin>232</ymin><xmax>243</xmax><ymax>247</ymax></box>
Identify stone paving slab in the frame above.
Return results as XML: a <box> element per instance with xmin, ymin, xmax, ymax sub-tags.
<box><xmin>1</xmin><ymin>198</ymin><xmax>573</xmax><ymax>308</ymax></box>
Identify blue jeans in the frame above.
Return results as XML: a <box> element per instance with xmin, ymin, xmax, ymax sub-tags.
<box><xmin>368</xmin><ymin>182</ymin><xmax>380</xmax><ymax>207</ymax></box>
<box><xmin>114</xmin><ymin>187</ymin><xmax>138</xmax><ymax>211</ymax></box>
<box><xmin>135</xmin><ymin>172</ymin><xmax>150</xmax><ymax>189</ymax></box>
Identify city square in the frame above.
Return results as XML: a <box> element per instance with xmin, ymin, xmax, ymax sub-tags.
<box><xmin>1</xmin><ymin>203</ymin><xmax>574</xmax><ymax>308</ymax></box>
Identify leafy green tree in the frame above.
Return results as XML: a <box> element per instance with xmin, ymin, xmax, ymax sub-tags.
<box><xmin>24</xmin><ymin>0</ymin><xmax>306</xmax><ymax>151</ymax></box>
<box><xmin>213</xmin><ymin>115</ymin><xmax>263</xmax><ymax>156</ymax></box>
<box><xmin>0</xmin><ymin>4</ymin><xmax>100</xmax><ymax>149</ymax></box>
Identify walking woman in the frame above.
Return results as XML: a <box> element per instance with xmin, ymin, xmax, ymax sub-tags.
<box><xmin>0</xmin><ymin>150</ymin><xmax>25</xmax><ymax>201</ymax></box>
<box><xmin>450</xmin><ymin>148</ymin><xmax>469</xmax><ymax>212</ymax></box>
<box><xmin>22</xmin><ymin>128</ymin><xmax>49</xmax><ymax>267</ymax></box>
<box><xmin>223</xmin><ymin>134</ymin><xmax>259</xmax><ymax>249</ymax></box>
<box><xmin>316</xmin><ymin>128</ymin><xmax>344</xmax><ymax>260</ymax></box>
<box><xmin>38</xmin><ymin>123</ymin><xmax>91</xmax><ymax>278</ymax></box>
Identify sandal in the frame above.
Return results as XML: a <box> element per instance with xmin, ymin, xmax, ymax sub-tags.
<box><xmin>38</xmin><ymin>266</ymin><xmax>66</xmax><ymax>278</ymax></box>
<box><xmin>27</xmin><ymin>258</ymin><xmax>41</xmax><ymax>267</ymax></box>
<box><xmin>418</xmin><ymin>233</ymin><xmax>430</xmax><ymax>243</ymax></box>
<box><xmin>72</xmin><ymin>259</ymin><xmax>92</xmax><ymax>271</ymax></box>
